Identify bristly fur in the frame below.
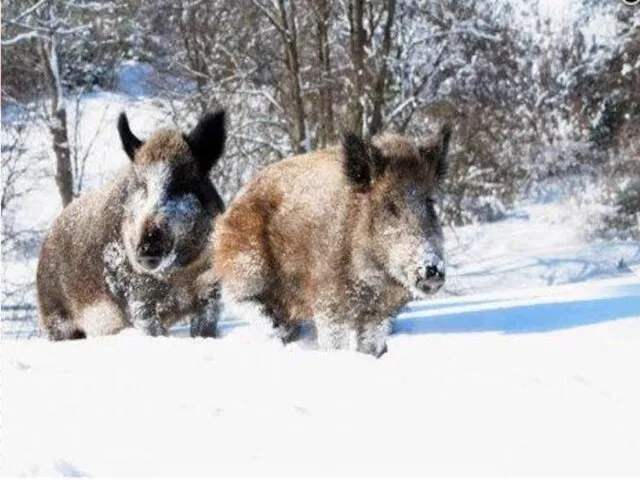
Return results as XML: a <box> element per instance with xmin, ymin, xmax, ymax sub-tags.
<box><xmin>213</xmin><ymin>126</ymin><xmax>453</xmax><ymax>357</ymax></box>
<box><xmin>37</xmin><ymin>111</ymin><xmax>227</xmax><ymax>341</ymax></box>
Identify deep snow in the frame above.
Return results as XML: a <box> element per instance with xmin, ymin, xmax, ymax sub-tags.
<box><xmin>2</xmin><ymin>275</ymin><xmax>640</xmax><ymax>476</ymax></box>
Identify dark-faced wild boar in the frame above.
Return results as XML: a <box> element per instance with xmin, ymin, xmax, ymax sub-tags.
<box><xmin>212</xmin><ymin>124</ymin><xmax>452</xmax><ymax>356</ymax></box>
<box><xmin>37</xmin><ymin>110</ymin><xmax>227</xmax><ymax>340</ymax></box>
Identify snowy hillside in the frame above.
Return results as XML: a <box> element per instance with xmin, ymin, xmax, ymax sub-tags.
<box><xmin>3</xmin><ymin>275</ymin><xmax>640</xmax><ymax>476</ymax></box>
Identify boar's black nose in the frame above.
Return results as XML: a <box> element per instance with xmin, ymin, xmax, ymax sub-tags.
<box><xmin>416</xmin><ymin>265</ymin><xmax>445</xmax><ymax>294</ymax></box>
<box><xmin>137</xmin><ymin>226</ymin><xmax>170</xmax><ymax>270</ymax></box>
<box><xmin>139</xmin><ymin>254</ymin><xmax>161</xmax><ymax>271</ymax></box>
<box><xmin>425</xmin><ymin>265</ymin><xmax>443</xmax><ymax>280</ymax></box>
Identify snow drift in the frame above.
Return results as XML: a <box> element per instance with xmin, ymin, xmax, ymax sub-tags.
<box><xmin>2</xmin><ymin>275</ymin><xmax>640</xmax><ymax>476</ymax></box>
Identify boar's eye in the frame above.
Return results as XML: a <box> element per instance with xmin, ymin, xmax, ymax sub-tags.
<box><xmin>138</xmin><ymin>182</ymin><xmax>149</xmax><ymax>198</ymax></box>
<box><xmin>131</xmin><ymin>171</ymin><xmax>148</xmax><ymax>196</ymax></box>
<box><xmin>386</xmin><ymin>200</ymin><xmax>401</xmax><ymax>218</ymax></box>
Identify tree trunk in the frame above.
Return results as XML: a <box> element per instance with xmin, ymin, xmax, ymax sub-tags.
<box><xmin>368</xmin><ymin>0</ymin><xmax>395</xmax><ymax>135</ymax></box>
<box><xmin>40</xmin><ymin>37</ymin><xmax>74</xmax><ymax>207</ymax></box>
<box><xmin>276</xmin><ymin>0</ymin><xmax>307</xmax><ymax>154</ymax></box>
<box><xmin>178</xmin><ymin>1</ymin><xmax>210</xmax><ymax>116</ymax></box>
<box><xmin>51</xmin><ymin>108</ymin><xmax>73</xmax><ymax>206</ymax></box>
<box><xmin>347</xmin><ymin>0</ymin><xmax>365</xmax><ymax>136</ymax></box>
<box><xmin>315</xmin><ymin>0</ymin><xmax>335</xmax><ymax>147</ymax></box>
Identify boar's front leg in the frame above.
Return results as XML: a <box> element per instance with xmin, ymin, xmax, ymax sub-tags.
<box><xmin>104</xmin><ymin>242</ymin><xmax>166</xmax><ymax>336</ymax></box>
<box><xmin>189</xmin><ymin>285</ymin><xmax>220</xmax><ymax>338</ymax></box>
<box><xmin>128</xmin><ymin>299</ymin><xmax>167</xmax><ymax>336</ymax></box>
<box><xmin>261</xmin><ymin>304</ymin><xmax>300</xmax><ymax>344</ymax></box>
<box><xmin>315</xmin><ymin>314</ymin><xmax>390</xmax><ymax>358</ymax></box>
<box><xmin>315</xmin><ymin>314</ymin><xmax>353</xmax><ymax>352</ymax></box>
<box><xmin>356</xmin><ymin>317</ymin><xmax>392</xmax><ymax>358</ymax></box>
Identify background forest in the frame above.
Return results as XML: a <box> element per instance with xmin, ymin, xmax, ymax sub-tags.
<box><xmin>2</xmin><ymin>0</ymin><xmax>639</xmax><ymax>316</ymax></box>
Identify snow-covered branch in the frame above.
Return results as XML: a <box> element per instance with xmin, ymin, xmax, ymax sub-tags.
<box><xmin>48</xmin><ymin>35</ymin><xmax>64</xmax><ymax>113</ymax></box>
<box><xmin>8</xmin><ymin>0</ymin><xmax>48</xmax><ymax>23</ymax></box>
<box><xmin>1</xmin><ymin>31</ymin><xmax>45</xmax><ymax>45</ymax></box>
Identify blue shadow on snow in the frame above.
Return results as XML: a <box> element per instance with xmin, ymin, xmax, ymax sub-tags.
<box><xmin>394</xmin><ymin>295</ymin><xmax>640</xmax><ymax>336</ymax></box>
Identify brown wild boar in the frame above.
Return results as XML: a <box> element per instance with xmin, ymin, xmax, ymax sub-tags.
<box><xmin>37</xmin><ymin>110</ymin><xmax>226</xmax><ymax>340</ymax></box>
<box><xmin>212</xmin><ymin>124</ymin><xmax>452</xmax><ymax>356</ymax></box>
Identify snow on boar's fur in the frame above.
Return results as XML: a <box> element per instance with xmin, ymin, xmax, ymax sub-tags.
<box><xmin>37</xmin><ymin>110</ymin><xmax>227</xmax><ymax>340</ymax></box>
<box><xmin>212</xmin><ymin>124</ymin><xmax>452</xmax><ymax>357</ymax></box>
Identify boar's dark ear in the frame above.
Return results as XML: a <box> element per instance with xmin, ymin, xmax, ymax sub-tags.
<box><xmin>342</xmin><ymin>132</ymin><xmax>385</xmax><ymax>190</ymax></box>
<box><xmin>185</xmin><ymin>110</ymin><xmax>226</xmax><ymax>173</ymax></box>
<box><xmin>420</xmin><ymin>123</ymin><xmax>452</xmax><ymax>181</ymax></box>
<box><xmin>118</xmin><ymin>112</ymin><xmax>143</xmax><ymax>161</ymax></box>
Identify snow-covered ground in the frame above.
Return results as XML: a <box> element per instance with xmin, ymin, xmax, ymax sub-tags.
<box><xmin>3</xmin><ymin>275</ymin><xmax>640</xmax><ymax>476</ymax></box>
<box><xmin>445</xmin><ymin>201</ymin><xmax>640</xmax><ymax>296</ymax></box>
<box><xmin>2</xmin><ymin>88</ymin><xmax>640</xmax><ymax>475</ymax></box>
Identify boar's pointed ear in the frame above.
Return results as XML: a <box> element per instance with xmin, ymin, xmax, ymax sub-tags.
<box><xmin>342</xmin><ymin>132</ymin><xmax>385</xmax><ymax>190</ymax></box>
<box><xmin>118</xmin><ymin>112</ymin><xmax>143</xmax><ymax>161</ymax></box>
<box><xmin>420</xmin><ymin>123</ymin><xmax>452</xmax><ymax>181</ymax></box>
<box><xmin>185</xmin><ymin>110</ymin><xmax>226</xmax><ymax>173</ymax></box>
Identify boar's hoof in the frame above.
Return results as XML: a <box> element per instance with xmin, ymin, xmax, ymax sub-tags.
<box><xmin>357</xmin><ymin>341</ymin><xmax>388</xmax><ymax>358</ymax></box>
<box><xmin>133</xmin><ymin>319</ymin><xmax>167</xmax><ymax>337</ymax></box>
<box><xmin>275</xmin><ymin>323</ymin><xmax>301</xmax><ymax>345</ymax></box>
<box><xmin>190</xmin><ymin>317</ymin><xmax>218</xmax><ymax>338</ymax></box>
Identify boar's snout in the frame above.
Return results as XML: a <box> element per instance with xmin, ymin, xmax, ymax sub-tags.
<box><xmin>415</xmin><ymin>262</ymin><xmax>445</xmax><ymax>295</ymax></box>
<box><xmin>136</xmin><ymin>223</ymin><xmax>173</xmax><ymax>271</ymax></box>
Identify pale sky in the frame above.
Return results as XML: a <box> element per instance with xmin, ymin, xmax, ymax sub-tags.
<box><xmin>534</xmin><ymin>0</ymin><xmax>620</xmax><ymax>45</ymax></box>
<box><xmin>538</xmin><ymin>0</ymin><xmax>579</xmax><ymax>25</ymax></box>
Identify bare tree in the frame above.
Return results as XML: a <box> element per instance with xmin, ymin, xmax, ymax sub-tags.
<box><xmin>368</xmin><ymin>0</ymin><xmax>396</xmax><ymax>135</ymax></box>
<box><xmin>346</xmin><ymin>0</ymin><xmax>366</xmax><ymax>135</ymax></box>
<box><xmin>1</xmin><ymin>103</ymin><xmax>45</xmax><ymax>305</ymax></box>
<box><xmin>252</xmin><ymin>0</ymin><xmax>308</xmax><ymax>153</ymax></box>
<box><xmin>309</xmin><ymin>0</ymin><xmax>336</xmax><ymax>147</ymax></box>
<box><xmin>1</xmin><ymin>0</ymin><xmax>119</xmax><ymax>207</ymax></box>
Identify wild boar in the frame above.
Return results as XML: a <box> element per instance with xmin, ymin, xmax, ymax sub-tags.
<box><xmin>212</xmin><ymin>124</ymin><xmax>452</xmax><ymax>356</ymax></box>
<box><xmin>37</xmin><ymin>110</ymin><xmax>227</xmax><ymax>340</ymax></box>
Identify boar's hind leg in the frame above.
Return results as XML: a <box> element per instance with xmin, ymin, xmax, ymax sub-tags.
<box><xmin>267</xmin><ymin>306</ymin><xmax>301</xmax><ymax>344</ymax></box>
<box><xmin>41</xmin><ymin>312</ymin><xmax>86</xmax><ymax>341</ymax></box>
<box><xmin>38</xmin><ymin>290</ymin><xmax>85</xmax><ymax>340</ymax></box>
<box><xmin>275</xmin><ymin>322</ymin><xmax>301</xmax><ymax>344</ymax></box>
<box><xmin>245</xmin><ymin>300</ymin><xmax>300</xmax><ymax>344</ymax></box>
<box><xmin>220</xmin><ymin>287</ymin><xmax>299</xmax><ymax>344</ymax></box>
